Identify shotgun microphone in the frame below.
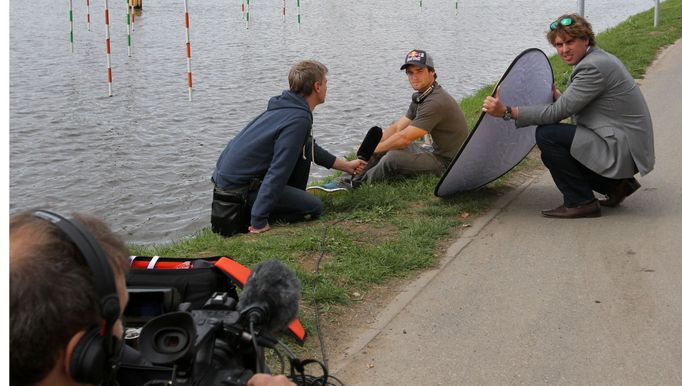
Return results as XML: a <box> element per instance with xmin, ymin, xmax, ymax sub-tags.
<box><xmin>236</xmin><ymin>260</ymin><xmax>301</xmax><ymax>333</ymax></box>
<box><xmin>356</xmin><ymin>126</ymin><xmax>383</xmax><ymax>161</ymax></box>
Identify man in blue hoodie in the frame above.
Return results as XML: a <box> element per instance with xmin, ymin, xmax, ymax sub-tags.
<box><xmin>212</xmin><ymin>60</ymin><xmax>366</xmax><ymax>234</ymax></box>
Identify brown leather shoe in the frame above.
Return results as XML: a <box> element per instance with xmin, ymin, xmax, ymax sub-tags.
<box><xmin>542</xmin><ymin>200</ymin><xmax>601</xmax><ymax>218</ymax></box>
<box><xmin>599</xmin><ymin>178</ymin><xmax>641</xmax><ymax>207</ymax></box>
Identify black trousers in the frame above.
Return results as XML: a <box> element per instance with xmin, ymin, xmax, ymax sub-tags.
<box><xmin>535</xmin><ymin>123</ymin><xmax>625</xmax><ymax>207</ymax></box>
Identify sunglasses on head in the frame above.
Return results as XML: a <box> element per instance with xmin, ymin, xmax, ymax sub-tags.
<box><xmin>550</xmin><ymin>17</ymin><xmax>574</xmax><ymax>30</ymax></box>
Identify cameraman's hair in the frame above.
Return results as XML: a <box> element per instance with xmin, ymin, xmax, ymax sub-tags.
<box><xmin>288</xmin><ymin>60</ymin><xmax>328</xmax><ymax>96</ymax></box>
<box><xmin>10</xmin><ymin>212</ymin><xmax>129</xmax><ymax>386</ymax></box>
<box><xmin>547</xmin><ymin>13</ymin><xmax>596</xmax><ymax>47</ymax></box>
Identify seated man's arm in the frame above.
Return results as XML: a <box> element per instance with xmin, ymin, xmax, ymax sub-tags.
<box><xmin>375</xmin><ymin>123</ymin><xmax>428</xmax><ymax>154</ymax></box>
<box><xmin>380</xmin><ymin>116</ymin><xmax>411</xmax><ymax>141</ymax></box>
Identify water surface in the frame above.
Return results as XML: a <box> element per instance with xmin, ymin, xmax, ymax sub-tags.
<box><xmin>10</xmin><ymin>0</ymin><xmax>653</xmax><ymax>243</ymax></box>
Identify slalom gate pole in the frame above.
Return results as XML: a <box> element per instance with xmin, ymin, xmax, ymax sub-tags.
<box><xmin>282</xmin><ymin>0</ymin><xmax>286</xmax><ymax>20</ymax></box>
<box><xmin>296</xmin><ymin>0</ymin><xmax>300</xmax><ymax>31</ymax></box>
<box><xmin>246</xmin><ymin>0</ymin><xmax>250</xmax><ymax>28</ymax></box>
<box><xmin>104</xmin><ymin>0</ymin><xmax>113</xmax><ymax>96</ymax></box>
<box><xmin>86</xmin><ymin>0</ymin><xmax>91</xmax><ymax>31</ymax></box>
<box><xmin>126</xmin><ymin>0</ymin><xmax>132</xmax><ymax>56</ymax></box>
<box><xmin>69</xmin><ymin>0</ymin><xmax>74</xmax><ymax>52</ymax></box>
<box><xmin>130</xmin><ymin>0</ymin><xmax>135</xmax><ymax>31</ymax></box>
<box><xmin>184</xmin><ymin>0</ymin><xmax>193</xmax><ymax>101</ymax></box>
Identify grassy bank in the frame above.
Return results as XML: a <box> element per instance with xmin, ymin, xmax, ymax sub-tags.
<box><xmin>131</xmin><ymin>1</ymin><xmax>682</xmax><ymax>361</ymax></box>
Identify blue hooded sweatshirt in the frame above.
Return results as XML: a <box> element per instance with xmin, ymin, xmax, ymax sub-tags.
<box><xmin>212</xmin><ymin>90</ymin><xmax>336</xmax><ymax>228</ymax></box>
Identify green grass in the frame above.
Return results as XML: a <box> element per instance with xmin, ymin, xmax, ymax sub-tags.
<box><xmin>130</xmin><ymin>0</ymin><xmax>682</xmax><ymax>362</ymax></box>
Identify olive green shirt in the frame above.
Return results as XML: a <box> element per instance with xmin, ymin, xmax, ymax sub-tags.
<box><xmin>406</xmin><ymin>82</ymin><xmax>468</xmax><ymax>159</ymax></box>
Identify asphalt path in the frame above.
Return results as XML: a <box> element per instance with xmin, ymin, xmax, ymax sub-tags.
<box><xmin>333</xmin><ymin>39</ymin><xmax>682</xmax><ymax>385</ymax></box>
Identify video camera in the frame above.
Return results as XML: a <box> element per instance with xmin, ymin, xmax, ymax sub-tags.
<box><xmin>118</xmin><ymin>256</ymin><xmax>327</xmax><ymax>386</ymax></box>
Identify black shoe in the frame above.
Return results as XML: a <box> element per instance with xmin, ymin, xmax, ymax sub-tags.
<box><xmin>599</xmin><ymin>178</ymin><xmax>641</xmax><ymax>207</ymax></box>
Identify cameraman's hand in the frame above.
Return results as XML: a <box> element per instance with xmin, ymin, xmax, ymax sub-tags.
<box><xmin>247</xmin><ymin>374</ymin><xmax>295</xmax><ymax>386</ymax></box>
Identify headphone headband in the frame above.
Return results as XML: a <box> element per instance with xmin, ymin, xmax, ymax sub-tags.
<box><xmin>412</xmin><ymin>83</ymin><xmax>435</xmax><ymax>104</ymax></box>
<box><xmin>32</xmin><ymin>209</ymin><xmax>122</xmax><ymax>383</ymax></box>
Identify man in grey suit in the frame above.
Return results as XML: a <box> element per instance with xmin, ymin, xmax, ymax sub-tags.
<box><xmin>483</xmin><ymin>13</ymin><xmax>654</xmax><ymax>218</ymax></box>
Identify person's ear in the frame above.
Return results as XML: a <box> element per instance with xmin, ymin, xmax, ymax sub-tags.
<box><xmin>64</xmin><ymin>330</ymin><xmax>87</xmax><ymax>377</ymax></box>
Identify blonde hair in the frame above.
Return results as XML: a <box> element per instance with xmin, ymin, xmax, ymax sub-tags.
<box><xmin>288</xmin><ymin>60</ymin><xmax>328</xmax><ymax>96</ymax></box>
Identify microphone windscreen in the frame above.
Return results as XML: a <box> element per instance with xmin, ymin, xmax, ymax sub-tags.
<box><xmin>356</xmin><ymin>126</ymin><xmax>383</xmax><ymax>161</ymax></box>
<box><xmin>237</xmin><ymin>260</ymin><xmax>301</xmax><ymax>333</ymax></box>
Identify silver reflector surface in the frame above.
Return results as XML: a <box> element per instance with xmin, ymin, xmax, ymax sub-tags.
<box><xmin>435</xmin><ymin>48</ymin><xmax>554</xmax><ymax>197</ymax></box>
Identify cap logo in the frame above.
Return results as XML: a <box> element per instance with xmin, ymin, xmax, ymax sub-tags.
<box><xmin>406</xmin><ymin>50</ymin><xmax>424</xmax><ymax>63</ymax></box>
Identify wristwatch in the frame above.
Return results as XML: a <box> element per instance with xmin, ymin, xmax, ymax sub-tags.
<box><xmin>503</xmin><ymin>106</ymin><xmax>513</xmax><ymax>121</ymax></box>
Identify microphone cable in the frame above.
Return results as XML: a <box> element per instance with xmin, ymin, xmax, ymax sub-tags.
<box><xmin>308</xmin><ymin>166</ymin><xmax>378</xmax><ymax>385</ymax></box>
<box><xmin>249</xmin><ymin>320</ymin><xmax>267</xmax><ymax>374</ymax></box>
<box><xmin>308</xmin><ymin>194</ymin><xmax>352</xmax><ymax>385</ymax></box>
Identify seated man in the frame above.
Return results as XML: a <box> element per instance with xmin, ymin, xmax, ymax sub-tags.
<box><xmin>308</xmin><ymin>49</ymin><xmax>468</xmax><ymax>193</ymax></box>
<box><xmin>211</xmin><ymin>60</ymin><xmax>366</xmax><ymax>235</ymax></box>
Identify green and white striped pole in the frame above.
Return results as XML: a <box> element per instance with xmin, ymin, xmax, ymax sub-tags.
<box><xmin>68</xmin><ymin>0</ymin><xmax>74</xmax><ymax>52</ymax></box>
<box><xmin>282</xmin><ymin>0</ymin><xmax>286</xmax><ymax>21</ymax></box>
<box><xmin>296</xmin><ymin>0</ymin><xmax>300</xmax><ymax>31</ymax></box>
<box><xmin>246</xmin><ymin>0</ymin><xmax>250</xmax><ymax>29</ymax></box>
<box><xmin>455</xmin><ymin>0</ymin><xmax>458</xmax><ymax>15</ymax></box>
<box><xmin>126</xmin><ymin>0</ymin><xmax>132</xmax><ymax>56</ymax></box>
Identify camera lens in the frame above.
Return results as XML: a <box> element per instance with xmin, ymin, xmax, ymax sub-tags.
<box><xmin>153</xmin><ymin>328</ymin><xmax>189</xmax><ymax>354</ymax></box>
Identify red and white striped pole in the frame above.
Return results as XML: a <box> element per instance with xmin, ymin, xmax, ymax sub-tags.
<box><xmin>86</xmin><ymin>0</ymin><xmax>91</xmax><ymax>31</ymax></box>
<box><xmin>184</xmin><ymin>0</ymin><xmax>193</xmax><ymax>101</ymax></box>
<box><xmin>104</xmin><ymin>0</ymin><xmax>113</xmax><ymax>96</ymax></box>
<box><xmin>130</xmin><ymin>0</ymin><xmax>135</xmax><ymax>31</ymax></box>
<box><xmin>69</xmin><ymin>0</ymin><xmax>74</xmax><ymax>52</ymax></box>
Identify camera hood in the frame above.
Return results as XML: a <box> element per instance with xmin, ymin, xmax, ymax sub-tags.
<box><xmin>138</xmin><ymin>311</ymin><xmax>196</xmax><ymax>365</ymax></box>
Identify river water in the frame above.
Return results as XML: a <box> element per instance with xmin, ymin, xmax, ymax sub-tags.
<box><xmin>10</xmin><ymin>0</ymin><xmax>654</xmax><ymax>243</ymax></box>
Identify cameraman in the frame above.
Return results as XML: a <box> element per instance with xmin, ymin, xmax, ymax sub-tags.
<box><xmin>10</xmin><ymin>211</ymin><xmax>131</xmax><ymax>386</ymax></box>
<box><xmin>9</xmin><ymin>211</ymin><xmax>294</xmax><ymax>386</ymax></box>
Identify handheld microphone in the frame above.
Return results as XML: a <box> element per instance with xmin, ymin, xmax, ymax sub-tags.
<box><xmin>236</xmin><ymin>260</ymin><xmax>301</xmax><ymax>333</ymax></box>
<box><xmin>356</xmin><ymin>126</ymin><xmax>383</xmax><ymax>161</ymax></box>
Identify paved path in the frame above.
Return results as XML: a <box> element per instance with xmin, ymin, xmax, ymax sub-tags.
<box><xmin>333</xmin><ymin>39</ymin><xmax>682</xmax><ymax>385</ymax></box>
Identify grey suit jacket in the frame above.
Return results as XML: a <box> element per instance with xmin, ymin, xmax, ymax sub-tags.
<box><xmin>516</xmin><ymin>46</ymin><xmax>655</xmax><ymax>178</ymax></box>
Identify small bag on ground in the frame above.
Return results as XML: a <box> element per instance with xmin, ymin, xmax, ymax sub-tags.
<box><xmin>211</xmin><ymin>186</ymin><xmax>249</xmax><ymax>236</ymax></box>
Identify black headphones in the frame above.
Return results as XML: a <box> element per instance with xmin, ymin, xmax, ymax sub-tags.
<box><xmin>412</xmin><ymin>83</ymin><xmax>435</xmax><ymax>104</ymax></box>
<box><xmin>33</xmin><ymin>210</ymin><xmax>122</xmax><ymax>384</ymax></box>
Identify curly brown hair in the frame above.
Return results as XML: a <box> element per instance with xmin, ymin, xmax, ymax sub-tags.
<box><xmin>546</xmin><ymin>13</ymin><xmax>596</xmax><ymax>46</ymax></box>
